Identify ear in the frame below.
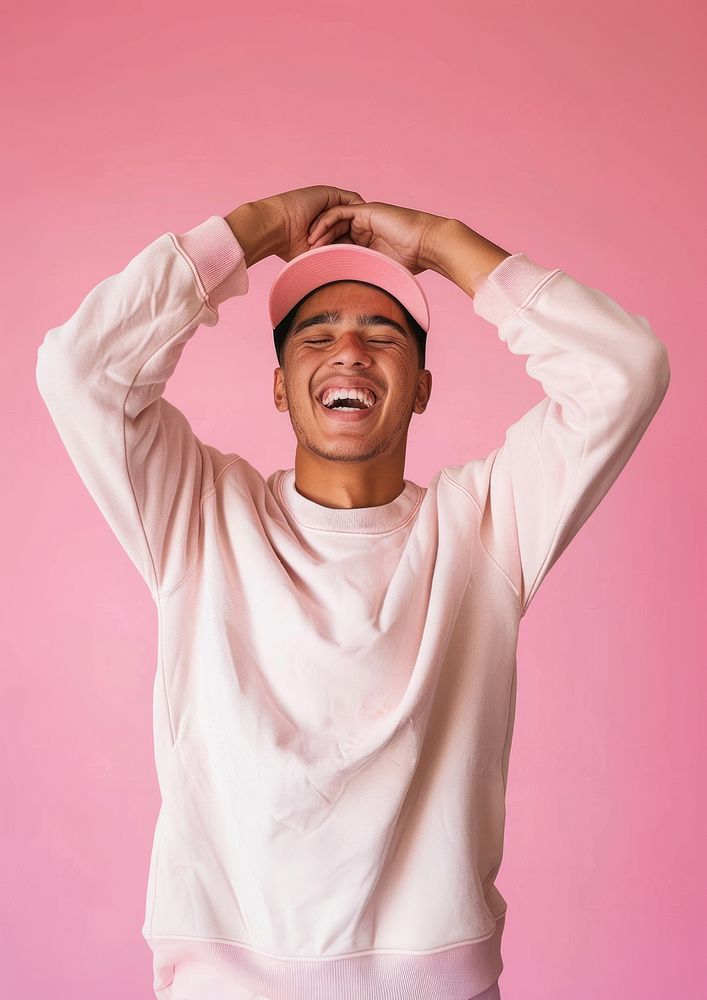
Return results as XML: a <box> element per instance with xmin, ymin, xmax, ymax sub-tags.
<box><xmin>413</xmin><ymin>369</ymin><xmax>432</xmax><ymax>414</ymax></box>
<box><xmin>273</xmin><ymin>367</ymin><xmax>289</xmax><ymax>412</ymax></box>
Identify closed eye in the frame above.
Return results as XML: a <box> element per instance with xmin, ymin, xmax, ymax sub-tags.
<box><xmin>304</xmin><ymin>339</ymin><xmax>395</xmax><ymax>345</ymax></box>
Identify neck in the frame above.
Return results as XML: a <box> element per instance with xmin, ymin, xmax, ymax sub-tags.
<box><xmin>293</xmin><ymin>440</ymin><xmax>408</xmax><ymax>509</ymax></box>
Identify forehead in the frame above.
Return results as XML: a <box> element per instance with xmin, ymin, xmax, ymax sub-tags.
<box><xmin>293</xmin><ymin>280</ymin><xmax>406</xmax><ymax>322</ymax></box>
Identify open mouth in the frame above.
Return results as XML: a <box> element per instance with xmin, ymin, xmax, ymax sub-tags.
<box><xmin>315</xmin><ymin>389</ymin><xmax>381</xmax><ymax>423</ymax></box>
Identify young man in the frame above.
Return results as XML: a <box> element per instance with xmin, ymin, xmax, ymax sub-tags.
<box><xmin>35</xmin><ymin>185</ymin><xmax>670</xmax><ymax>1000</ymax></box>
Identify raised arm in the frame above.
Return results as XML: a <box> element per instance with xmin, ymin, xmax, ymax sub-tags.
<box><xmin>35</xmin><ymin>185</ymin><xmax>365</xmax><ymax>600</ymax></box>
<box><xmin>432</xmin><ymin>219</ymin><xmax>671</xmax><ymax>618</ymax></box>
<box><xmin>35</xmin><ymin>211</ymin><xmax>253</xmax><ymax>600</ymax></box>
<box><xmin>307</xmin><ymin>201</ymin><xmax>671</xmax><ymax>618</ymax></box>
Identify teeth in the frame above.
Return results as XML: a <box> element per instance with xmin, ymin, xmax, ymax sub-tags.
<box><xmin>321</xmin><ymin>387</ymin><xmax>376</xmax><ymax>409</ymax></box>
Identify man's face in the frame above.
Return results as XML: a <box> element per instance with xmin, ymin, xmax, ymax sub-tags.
<box><xmin>273</xmin><ymin>281</ymin><xmax>432</xmax><ymax>464</ymax></box>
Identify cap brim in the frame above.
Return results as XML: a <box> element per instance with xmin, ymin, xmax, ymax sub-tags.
<box><xmin>268</xmin><ymin>243</ymin><xmax>430</xmax><ymax>333</ymax></box>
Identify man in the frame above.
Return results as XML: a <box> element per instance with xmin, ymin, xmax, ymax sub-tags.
<box><xmin>35</xmin><ymin>185</ymin><xmax>670</xmax><ymax>1000</ymax></box>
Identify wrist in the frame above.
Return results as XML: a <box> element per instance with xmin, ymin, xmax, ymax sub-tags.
<box><xmin>224</xmin><ymin>200</ymin><xmax>283</xmax><ymax>267</ymax></box>
<box><xmin>418</xmin><ymin>215</ymin><xmax>456</xmax><ymax>273</ymax></box>
<box><xmin>424</xmin><ymin>218</ymin><xmax>512</xmax><ymax>298</ymax></box>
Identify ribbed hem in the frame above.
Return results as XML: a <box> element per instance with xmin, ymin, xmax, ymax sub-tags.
<box><xmin>146</xmin><ymin>913</ymin><xmax>505</xmax><ymax>1000</ymax></box>
<box><xmin>173</xmin><ymin>214</ymin><xmax>249</xmax><ymax>308</ymax></box>
<box><xmin>472</xmin><ymin>253</ymin><xmax>562</xmax><ymax>329</ymax></box>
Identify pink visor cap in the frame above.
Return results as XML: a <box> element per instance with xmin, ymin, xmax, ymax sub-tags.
<box><xmin>268</xmin><ymin>242</ymin><xmax>430</xmax><ymax>357</ymax></box>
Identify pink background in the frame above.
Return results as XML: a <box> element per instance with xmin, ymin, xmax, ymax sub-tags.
<box><xmin>3</xmin><ymin>1</ymin><xmax>704</xmax><ymax>998</ymax></box>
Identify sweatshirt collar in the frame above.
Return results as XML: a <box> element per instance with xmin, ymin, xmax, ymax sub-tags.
<box><xmin>277</xmin><ymin>468</ymin><xmax>423</xmax><ymax>534</ymax></box>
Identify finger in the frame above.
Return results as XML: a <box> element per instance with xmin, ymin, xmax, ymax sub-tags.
<box><xmin>310</xmin><ymin>219</ymin><xmax>351</xmax><ymax>248</ymax></box>
<box><xmin>308</xmin><ymin>206</ymin><xmax>356</xmax><ymax>244</ymax></box>
<box><xmin>307</xmin><ymin>213</ymin><xmax>329</xmax><ymax>244</ymax></box>
<box><xmin>323</xmin><ymin>185</ymin><xmax>365</xmax><ymax>204</ymax></box>
<box><xmin>308</xmin><ymin>207</ymin><xmax>337</xmax><ymax>242</ymax></box>
<box><xmin>337</xmin><ymin>189</ymin><xmax>366</xmax><ymax>205</ymax></box>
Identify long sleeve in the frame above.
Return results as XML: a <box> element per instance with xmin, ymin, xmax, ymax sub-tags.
<box><xmin>446</xmin><ymin>253</ymin><xmax>671</xmax><ymax>619</ymax></box>
<box><xmin>35</xmin><ymin>214</ymin><xmax>249</xmax><ymax>601</ymax></box>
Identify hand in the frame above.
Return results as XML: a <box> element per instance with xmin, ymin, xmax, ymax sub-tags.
<box><xmin>256</xmin><ymin>184</ymin><xmax>367</xmax><ymax>263</ymax></box>
<box><xmin>304</xmin><ymin>200</ymin><xmax>449</xmax><ymax>275</ymax></box>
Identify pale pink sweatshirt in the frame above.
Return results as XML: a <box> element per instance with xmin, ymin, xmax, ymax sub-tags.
<box><xmin>35</xmin><ymin>215</ymin><xmax>670</xmax><ymax>1000</ymax></box>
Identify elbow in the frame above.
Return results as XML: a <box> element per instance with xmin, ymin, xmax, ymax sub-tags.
<box><xmin>620</xmin><ymin>312</ymin><xmax>670</xmax><ymax>401</ymax></box>
<box><xmin>633</xmin><ymin>314</ymin><xmax>670</xmax><ymax>389</ymax></box>
<box><xmin>35</xmin><ymin>335</ymin><xmax>56</xmax><ymax>399</ymax></box>
<box><xmin>35</xmin><ymin>338</ymin><xmax>51</xmax><ymax>398</ymax></box>
<box><xmin>655</xmin><ymin>341</ymin><xmax>670</xmax><ymax>392</ymax></box>
<box><xmin>654</xmin><ymin>343</ymin><xmax>671</xmax><ymax>408</ymax></box>
<box><xmin>35</xmin><ymin>331</ymin><xmax>73</xmax><ymax>403</ymax></box>
<box><xmin>643</xmin><ymin>334</ymin><xmax>670</xmax><ymax>396</ymax></box>
<box><xmin>627</xmin><ymin>340</ymin><xmax>670</xmax><ymax>416</ymax></box>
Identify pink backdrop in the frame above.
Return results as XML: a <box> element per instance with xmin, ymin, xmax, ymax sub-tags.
<box><xmin>3</xmin><ymin>2</ymin><xmax>704</xmax><ymax>998</ymax></box>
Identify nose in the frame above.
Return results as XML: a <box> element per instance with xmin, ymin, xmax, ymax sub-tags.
<box><xmin>329</xmin><ymin>330</ymin><xmax>374</xmax><ymax>367</ymax></box>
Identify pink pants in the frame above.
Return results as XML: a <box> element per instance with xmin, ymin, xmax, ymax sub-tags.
<box><xmin>167</xmin><ymin>961</ymin><xmax>501</xmax><ymax>1000</ymax></box>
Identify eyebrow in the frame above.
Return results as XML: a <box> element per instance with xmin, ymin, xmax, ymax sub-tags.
<box><xmin>290</xmin><ymin>311</ymin><xmax>411</xmax><ymax>339</ymax></box>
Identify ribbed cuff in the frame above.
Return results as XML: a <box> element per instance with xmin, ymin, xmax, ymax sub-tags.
<box><xmin>173</xmin><ymin>214</ymin><xmax>249</xmax><ymax>308</ymax></box>
<box><xmin>472</xmin><ymin>253</ymin><xmax>561</xmax><ymax>329</ymax></box>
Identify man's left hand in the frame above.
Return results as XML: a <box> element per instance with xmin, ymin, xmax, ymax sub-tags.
<box><xmin>305</xmin><ymin>200</ymin><xmax>449</xmax><ymax>275</ymax></box>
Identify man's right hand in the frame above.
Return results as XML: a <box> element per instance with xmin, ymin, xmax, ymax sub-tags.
<box><xmin>232</xmin><ymin>185</ymin><xmax>367</xmax><ymax>266</ymax></box>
